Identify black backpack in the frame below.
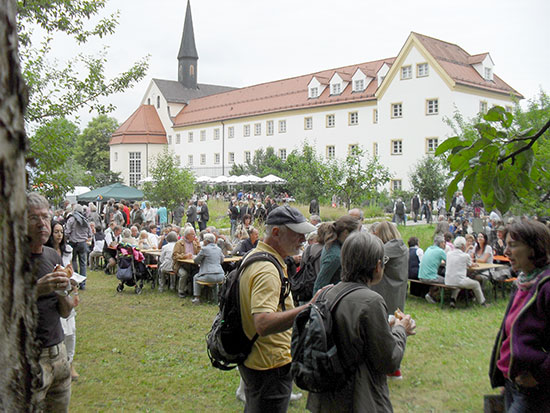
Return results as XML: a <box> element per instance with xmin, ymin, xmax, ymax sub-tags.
<box><xmin>290</xmin><ymin>246</ymin><xmax>322</xmax><ymax>302</ymax></box>
<box><xmin>395</xmin><ymin>201</ymin><xmax>405</xmax><ymax>215</ymax></box>
<box><xmin>206</xmin><ymin>251</ymin><xmax>289</xmax><ymax>371</ymax></box>
<box><xmin>291</xmin><ymin>283</ymin><xmax>363</xmax><ymax>393</ymax></box>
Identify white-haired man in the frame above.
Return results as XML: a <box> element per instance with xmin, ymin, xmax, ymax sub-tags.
<box><xmin>445</xmin><ymin>236</ymin><xmax>488</xmax><ymax>308</ymax></box>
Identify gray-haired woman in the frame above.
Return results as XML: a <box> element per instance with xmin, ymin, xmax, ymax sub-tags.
<box><xmin>191</xmin><ymin>233</ymin><xmax>225</xmax><ymax>304</ymax></box>
<box><xmin>306</xmin><ymin>232</ymin><xmax>416</xmax><ymax>413</ymax></box>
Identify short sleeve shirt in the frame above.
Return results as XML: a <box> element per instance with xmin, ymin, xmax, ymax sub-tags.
<box><xmin>239</xmin><ymin>242</ymin><xmax>294</xmax><ymax>370</ymax></box>
<box><xmin>418</xmin><ymin>245</ymin><xmax>446</xmax><ymax>281</ymax></box>
<box><xmin>31</xmin><ymin>246</ymin><xmax>64</xmax><ymax>348</ymax></box>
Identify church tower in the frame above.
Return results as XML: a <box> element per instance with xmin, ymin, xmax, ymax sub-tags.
<box><xmin>178</xmin><ymin>1</ymin><xmax>198</xmax><ymax>89</ymax></box>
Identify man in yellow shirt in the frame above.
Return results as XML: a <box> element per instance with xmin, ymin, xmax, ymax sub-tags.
<box><xmin>239</xmin><ymin>206</ymin><xmax>317</xmax><ymax>412</ymax></box>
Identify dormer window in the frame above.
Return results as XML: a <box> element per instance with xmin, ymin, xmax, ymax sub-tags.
<box><xmin>484</xmin><ymin>67</ymin><xmax>493</xmax><ymax>81</ymax></box>
<box><xmin>353</xmin><ymin>79</ymin><xmax>364</xmax><ymax>92</ymax></box>
<box><xmin>331</xmin><ymin>83</ymin><xmax>341</xmax><ymax>95</ymax></box>
<box><xmin>309</xmin><ymin>87</ymin><xmax>319</xmax><ymax>98</ymax></box>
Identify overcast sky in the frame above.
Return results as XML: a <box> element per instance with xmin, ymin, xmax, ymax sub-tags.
<box><xmin>42</xmin><ymin>0</ymin><xmax>550</xmax><ymax>128</ymax></box>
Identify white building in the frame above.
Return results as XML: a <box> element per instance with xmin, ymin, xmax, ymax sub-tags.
<box><xmin>110</xmin><ymin>2</ymin><xmax>522</xmax><ymax>191</ymax></box>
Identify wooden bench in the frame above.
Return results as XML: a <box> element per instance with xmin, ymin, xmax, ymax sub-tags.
<box><xmin>196</xmin><ymin>280</ymin><xmax>223</xmax><ymax>304</ymax></box>
<box><xmin>408</xmin><ymin>279</ymin><xmax>464</xmax><ymax>308</ymax></box>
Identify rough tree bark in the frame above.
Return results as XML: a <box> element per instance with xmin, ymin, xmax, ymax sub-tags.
<box><xmin>0</xmin><ymin>0</ymin><xmax>39</xmax><ymax>411</ymax></box>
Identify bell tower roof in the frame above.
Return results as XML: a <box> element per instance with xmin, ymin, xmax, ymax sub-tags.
<box><xmin>178</xmin><ymin>1</ymin><xmax>198</xmax><ymax>60</ymax></box>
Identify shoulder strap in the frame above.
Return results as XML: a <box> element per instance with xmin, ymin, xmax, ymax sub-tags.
<box><xmin>326</xmin><ymin>283</ymin><xmax>365</xmax><ymax>312</ymax></box>
<box><xmin>240</xmin><ymin>251</ymin><xmax>288</xmax><ymax>311</ymax></box>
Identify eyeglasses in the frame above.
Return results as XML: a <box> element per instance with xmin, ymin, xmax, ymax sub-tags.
<box><xmin>382</xmin><ymin>256</ymin><xmax>389</xmax><ymax>265</ymax></box>
<box><xmin>28</xmin><ymin>213</ymin><xmax>51</xmax><ymax>224</ymax></box>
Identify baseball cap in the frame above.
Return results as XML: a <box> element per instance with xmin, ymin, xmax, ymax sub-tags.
<box><xmin>266</xmin><ymin>206</ymin><xmax>316</xmax><ymax>234</ymax></box>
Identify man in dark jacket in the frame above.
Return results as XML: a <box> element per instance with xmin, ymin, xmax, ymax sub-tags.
<box><xmin>186</xmin><ymin>200</ymin><xmax>197</xmax><ymax>230</ymax></box>
<box><xmin>197</xmin><ymin>199</ymin><xmax>209</xmax><ymax>231</ymax></box>
<box><xmin>65</xmin><ymin>204</ymin><xmax>92</xmax><ymax>288</ymax></box>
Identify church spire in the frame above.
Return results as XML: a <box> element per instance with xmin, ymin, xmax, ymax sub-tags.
<box><xmin>178</xmin><ymin>1</ymin><xmax>198</xmax><ymax>89</ymax></box>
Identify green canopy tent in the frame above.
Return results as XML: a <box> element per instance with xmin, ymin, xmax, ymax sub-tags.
<box><xmin>76</xmin><ymin>183</ymin><xmax>144</xmax><ymax>203</ymax></box>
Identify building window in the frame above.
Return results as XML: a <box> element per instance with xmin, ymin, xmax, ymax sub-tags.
<box><xmin>348</xmin><ymin>111</ymin><xmax>359</xmax><ymax>126</ymax></box>
<box><xmin>401</xmin><ymin>65</ymin><xmax>412</xmax><ymax>80</ymax></box>
<box><xmin>176</xmin><ymin>134</ymin><xmax>181</xmax><ymax>144</ymax></box>
<box><xmin>391</xmin><ymin>179</ymin><xmax>402</xmax><ymax>192</ymax></box>
<box><xmin>228</xmin><ymin>126</ymin><xmax>234</xmax><ymax>139</ymax></box>
<box><xmin>188</xmin><ymin>132</ymin><xmax>193</xmax><ymax>143</ymax></box>
<box><xmin>157</xmin><ymin>96</ymin><xmax>160</xmax><ymax>109</ymax></box>
<box><xmin>391</xmin><ymin>103</ymin><xmax>403</xmax><ymax>118</ymax></box>
<box><xmin>278</xmin><ymin>120</ymin><xmax>287</xmax><ymax>133</ymax></box>
<box><xmin>175</xmin><ymin>155</ymin><xmax>181</xmax><ymax>166</ymax></box>
<box><xmin>243</xmin><ymin>124</ymin><xmax>250</xmax><ymax>137</ymax></box>
<box><xmin>214</xmin><ymin>153</ymin><xmax>220</xmax><ymax>164</ymax></box>
<box><xmin>484</xmin><ymin>67</ymin><xmax>492</xmax><ymax>81</ymax></box>
<box><xmin>244</xmin><ymin>151</ymin><xmax>251</xmax><ymax>163</ymax></box>
<box><xmin>331</xmin><ymin>83</ymin><xmax>341</xmax><ymax>95</ymax></box>
<box><xmin>214</xmin><ymin>128</ymin><xmax>220</xmax><ymax>140</ymax></box>
<box><xmin>187</xmin><ymin>155</ymin><xmax>193</xmax><ymax>166</ymax></box>
<box><xmin>373</xmin><ymin>142</ymin><xmax>379</xmax><ymax>157</ymax></box>
<box><xmin>353</xmin><ymin>79</ymin><xmax>364</xmax><ymax>92</ymax></box>
<box><xmin>200</xmin><ymin>154</ymin><xmax>206</xmax><ymax>165</ymax></box>
<box><xmin>426</xmin><ymin>99</ymin><xmax>439</xmax><ymax>115</ymax></box>
<box><xmin>480</xmin><ymin>101</ymin><xmax>488</xmax><ymax>114</ymax></box>
<box><xmin>228</xmin><ymin>152</ymin><xmax>235</xmax><ymax>164</ymax></box>
<box><xmin>417</xmin><ymin>63</ymin><xmax>429</xmax><ymax>77</ymax></box>
<box><xmin>200</xmin><ymin>130</ymin><xmax>206</xmax><ymax>141</ymax></box>
<box><xmin>348</xmin><ymin>144</ymin><xmax>358</xmax><ymax>154</ymax></box>
<box><xmin>168</xmin><ymin>135</ymin><xmax>172</xmax><ymax>145</ymax></box>
<box><xmin>426</xmin><ymin>138</ymin><xmax>439</xmax><ymax>153</ymax></box>
<box><xmin>279</xmin><ymin>148</ymin><xmax>287</xmax><ymax>161</ymax></box>
<box><xmin>373</xmin><ymin>109</ymin><xmax>378</xmax><ymax>124</ymax></box>
<box><xmin>147</xmin><ymin>98</ymin><xmax>151</xmax><ymax>105</ymax></box>
<box><xmin>304</xmin><ymin>117</ymin><xmax>313</xmax><ymax>130</ymax></box>
<box><xmin>129</xmin><ymin>152</ymin><xmax>142</xmax><ymax>187</ymax></box>
<box><xmin>254</xmin><ymin>123</ymin><xmax>261</xmax><ymax>136</ymax></box>
<box><xmin>114</xmin><ymin>152</ymin><xmax>118</xmax><ymax>162</ymax></box>
<box><xmin>505</xmin><ymin>105</ymin><xmax>513</xmax><ymax>113</ymax></box>
<box><xmin>326</xmin><ymin>145</ymin><xmax>335</xmax><ymax>159</ymax></box>
<box><xmin>309</xmin><ymin>87</ymin><xmax>319</xmax><ymax>98</ymax></box>
<box><xmin>391</xmin><ymin>139</ymin><xmax>403</xmax><ymax>155</ymax></box>
<box><xmin>326</xmin><ymin>114</ymin><xmax>335</xmax><ymax>128</ymax></box>
<box><xmin>266</xmin><ymin>120</ymin><xmax>274</xmax><ymax>136</ymax></box>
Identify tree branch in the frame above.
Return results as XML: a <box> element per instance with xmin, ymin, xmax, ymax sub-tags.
<box><xmin>497</xmin><ymin>118</ymin><xmax>550</xmax><ymax>165</ymax></box>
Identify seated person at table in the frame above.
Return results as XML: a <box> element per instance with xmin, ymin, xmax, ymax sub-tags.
<box><xmin>445</xmin><ymin>236</ymin><xmax>487</xmax><ymax>308</ymax></box>
<box><xmin>103</xmin><ymin>225</ymin><xmax>122</xmax><ymax>274</ymax></box>
<box><xmin>147</xmin><ymin>223</ymin><xmax>160</xmax><ymax>249</ymax></box>
<box><xmin>207</xmin><ymin>226</ymin><xmax>233</xmax><ymax>255</ymax></box>
<box><xmin>418</xmin><ymin>235</ymin><xmax>447</xmax><ymax>304</ymax></box>
<box><xmin>158</xmin><ymin>232</ymin><xmax>178</xmax><ymax>292</ymax></box>
<box><xmin>173</xmin><ymin>227</ymin><xmax>201</xmax><ymax>297</ymax></box>
<box><xmin>492</xmin><ymin>225</ymin><xmax>507</xmax><ymax>257</ymax></box>
<box><xmin>137</xmin><ymin>230</ymin><xmax>151</xmax><ymax>250</ymax></box>
<box><xmin>232</xmin><ymin>227</ymin><xmax>259</xmax><ymax>256</ymax></box>
<box><xmin>191</xmin><ymin>233</ymin><xmax>225</xmax><ymax>304</ymax></box>
<box><xmin>475</xmin><ymin>232</ymin><xmax>494</xmax><ymax>263</ymax></box>
<box><xmin>120</xmin><ymin>228</ymin><xmax>138</xmax><ymax>246</ymax></box>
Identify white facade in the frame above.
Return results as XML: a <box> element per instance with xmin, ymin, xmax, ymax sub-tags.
<box><xmin>110</xmin><ymin>143</ymin><xmax>167</xmax><ymax>186</ymax></box>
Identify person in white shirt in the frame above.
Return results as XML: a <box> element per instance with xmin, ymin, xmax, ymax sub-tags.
<box><xmin>147</xmin><ymin>223</ymin><xmax>160</xmax><ymax>249</ymax></box>
<box><xmin>158</xmin><ymin>232</ymin><xmax>178</xmax><ymax>292</ymax></box>
<box><xmin>445</xmin><ymin>236</ymin><xmax>487</xmax><ymax>308</ymax></box>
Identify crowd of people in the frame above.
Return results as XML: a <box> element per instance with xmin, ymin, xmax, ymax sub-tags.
<box><xmin>27</xmin><ymin>189</ymin><xmax>550</xmax><ymax>412</ymax></box>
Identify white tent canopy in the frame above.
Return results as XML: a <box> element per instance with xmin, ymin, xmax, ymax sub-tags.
<box><xmin>194</xmin><ymin>174</ymin><xmax>285</xmax><ymax>185</ymax></box>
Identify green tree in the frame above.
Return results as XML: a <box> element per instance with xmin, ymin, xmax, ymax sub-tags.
<box><xmin>437</xmin><ymin>99</ymin><xmax>550</xmax><ymax>214</ymax></box>
<box><xmin>408</xmin><ymin>155</ymin><xmax>448</xmax><ymax>202</ymax></box>
<box><xmin>74</xmin><ymin>114</ymin><xmax>118</xmax><ymax>174</ymax></box>
<box><xmin>17</xmin><ymin>0</ymin><xmax>149</xmax><ymax>124</ymax></box>
<box><xmin>143</xmin><ymin>148</ymin><xmax>195</xmax><ymax>212</ymax></box>
<box><xmin>325</xmin><ymin>146</ymin><xmax>392</xmax><ymax>210</ymax></box>
<box><xmin>283</xmin><ymin>143</ymin><xmax>328</xmax><ymax>203</ymax></box>
<box><xmin>28</xmin><ymin>117</ymin><xmax>80</xmax><ymax>203</ymax></box>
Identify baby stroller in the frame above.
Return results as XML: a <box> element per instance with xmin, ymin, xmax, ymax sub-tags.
<box><xmin>115</xmin><ymin>243</ymin><xmax>151</xmax><ymax>294</ymax></box>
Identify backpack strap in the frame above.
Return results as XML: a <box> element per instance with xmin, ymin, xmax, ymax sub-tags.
<box><xmin>237</xmin><ymin>251</ymin><xmax>290</xmax><ymax>345</ymax></box>
<box><xmin>325</xmin><ymin>283</ymin><xmax>366</xmax><ymax>312</ymax></box>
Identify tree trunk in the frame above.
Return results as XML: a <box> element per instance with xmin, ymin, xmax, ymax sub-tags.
<box><xmin>0</xmin><ymin>1</ymin><xmax>38</xmax><ymax>411</ymax></box>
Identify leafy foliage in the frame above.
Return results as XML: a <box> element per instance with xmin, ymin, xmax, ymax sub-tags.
<box><xmin>408</xmin><ymin>156</ymin><xmax>448</xmax><ymax>202</ymax></box>
<box><xmin>143</xmin><ymin>148</ymin><xmax>195</xmax><ymax>211</ymax></box>
<box><xmin>324</xmin><ymin>146</ymin><xmax>392</xmax><ymax>210</ymax></box>
<box><xmin>437</xmin><ymin>101</ymin><xmax>550</xmax><ymax>214</ymax></box>
<box><xmin>74</xmin><ymin>114</ymin><xmax>118</xmax><ymax>173</ymax></box>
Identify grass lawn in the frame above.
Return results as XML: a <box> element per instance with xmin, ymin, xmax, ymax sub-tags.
<box><xmin>71</xmin><ymin>265</ymin><xmax>506</xmax><ymax>412</ymax></box>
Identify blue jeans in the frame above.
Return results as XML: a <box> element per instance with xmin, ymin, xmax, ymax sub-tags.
<box><xmin>239</xmin><ymin>363</ymin><xmax>292</xmax><ymax>413</ymax></box>
<box><xmin>70</xmin><ymin>241</ymin><xmax>88</xmax><ymax>281</ymax></box>
<box><xmin>505</xmin><ymin>379</ymin><xmax>550</xmax><ymax>413</ymax></box>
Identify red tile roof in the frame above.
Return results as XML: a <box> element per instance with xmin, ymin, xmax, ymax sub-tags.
<box><xmin>110</xmin><ymin>105</ymin><xmax>167</xmax><ymax>145</ymax></box>
<box><xmin>170</xmin><ymin>32</ymin><xmax>521</xmax><ymax>128</ymax></box>
<box><xmin>413</xmin><ymin>33</ymin><xmax>522</xmax><ymax>97</ymax></box>
<box><xmin>173</xmin><ymin>58</ymin><xmax>394</xmax><ymax>127</ymax></box>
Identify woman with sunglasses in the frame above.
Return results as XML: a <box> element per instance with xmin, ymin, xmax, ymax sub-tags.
<box><xmin>489</xmin><ymin>220</ymin><xmax>550</xmax><ymax>412</ymax></box>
